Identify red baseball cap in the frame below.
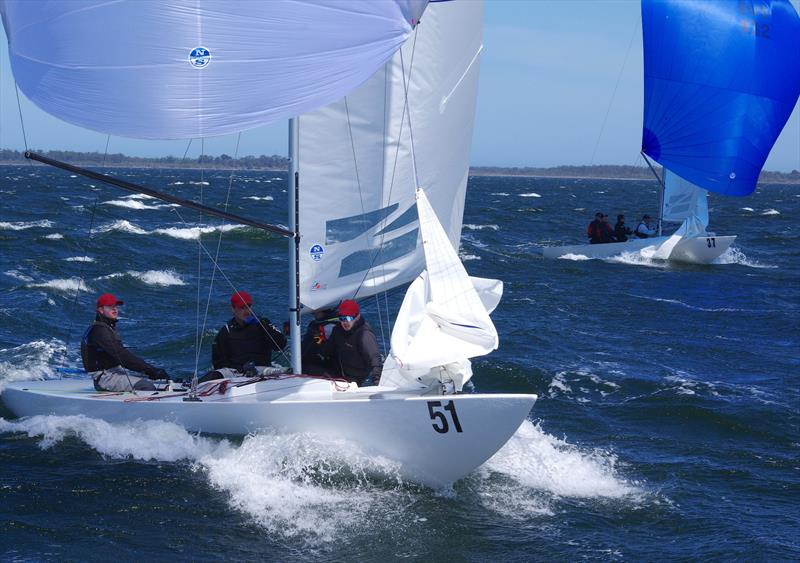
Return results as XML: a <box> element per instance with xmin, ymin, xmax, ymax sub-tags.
<box><xmin>338</xmin><ymin>299</ymin><xmax>359</xmax><ymax>317</ymax></box>
<box><xmin>96</xmin><ymin>293</ymin><xmax>124</xmax><ymax>307</ymax></box>
<box><xmin>231</xmin><ymin>290</ymin><xmax>254</xmax><ymax>308</ymax></box>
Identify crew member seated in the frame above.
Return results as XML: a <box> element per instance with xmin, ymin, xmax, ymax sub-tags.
<box><xmin>614</xmin><ymin>214</ymin><xmax>633</xmax><ymax>242</ymax></box>
<box><xmin>634</xmin><ymin>214</ymin><xmax>658</xmax><ymax>238</ymax></box>
<box><xmin>201</xmin><ymin>290</ymin><xmax>286</xmax><ymax>382</ymax></box>
<box><xmin>587</xmin><ymin>212</ymin><xmax>615</xmax><ymax>244</ymax></box>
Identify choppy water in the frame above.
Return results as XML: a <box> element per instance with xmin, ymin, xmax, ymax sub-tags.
<box><xmin>1</xmin><ymin>166</ymin><xmax>798</xmax><ymax>560</ymax></box>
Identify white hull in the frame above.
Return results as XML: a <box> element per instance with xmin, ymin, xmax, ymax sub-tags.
<box><xmin>536</xmin><ymin>235</ymin><xmax>736</xmax><ymax>264</ymax></box>
<box><xmin>1</xmin><ymin>377</ymin><xmax>536</xmax><ymax>488</ymax></box>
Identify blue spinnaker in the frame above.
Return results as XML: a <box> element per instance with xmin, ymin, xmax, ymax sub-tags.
<box><xmin>641</xmin><ymin>0</ymin><xmax>800</xmax><ymax>196</ymax></box>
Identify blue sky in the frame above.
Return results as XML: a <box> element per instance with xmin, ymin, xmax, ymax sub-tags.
<box><xmin>0</xmin><ymin>0</ymin><xmax>798</xmax><ymax>171</ymax></box>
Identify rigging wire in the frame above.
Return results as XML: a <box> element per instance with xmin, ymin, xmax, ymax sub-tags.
<box><xmin>589</xmin><ymin>16</ymin><xmax>640</xmax><ymax>166</ymax></box>
<box><xmin>195</xmin><ymin>138</ymin><xmax>206</xmax><ymax>376</ymax></box>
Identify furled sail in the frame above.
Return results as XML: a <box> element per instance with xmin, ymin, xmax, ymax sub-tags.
<box><xmin>641</xmin><ymin>0</ymin><xmax>800</xmax><ymax>196</ymax></box>
<box><xmin>380</xmin><ymin>189</ymin><xmax>501</xmax><ymax>391</ymax></box>
<box><xmin>662</xmin><ymin>169</ymin><xmax>709</xmax><ymax>229</ymax></box>
<box><xmin>0</xmin><ymin>0</ymin><xmax>428</xmax><ymax>139</ymax></box>
<box><xmin>298</xmin><ymin>0</ymin><xmax>482</xmax><ymax>310</ymax></box>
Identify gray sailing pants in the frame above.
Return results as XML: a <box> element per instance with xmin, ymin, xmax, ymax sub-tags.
<box><xmin>91</xmin><ymin>367</ymin><xmax>156</xmax><ymax>392</ymax></box>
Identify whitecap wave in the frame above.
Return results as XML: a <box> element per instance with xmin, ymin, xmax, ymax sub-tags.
<box><xmin>0</xmin><ymin>220</ymin><xmax>54</xmax><ymax>230</ymax></box>
<box><xmin>98</xmin><ymin>270</ymin><xmax>185</xmax><ymax>286</ymax></box>
<box><xmin>761</xmin><ymin>209</ymin><xmax>780</xmax><ymax>216</ymax></box>
<box><xmin>4</xmin><ymin>270</ymin><xmax>34</xmax><ymax>283</ymax></box>
<box><xmin>740</xmin><ymin>207</ymin><xmax>754</xmax><ymax>212</ymax></box>
<box><xmin>104</xmin><ymin>199</ymin><xmax>166</xmax><ymax>210</ymax></box>
<box><xmin>520</xmin><ymin>192</ymin><xmax>542</xmax><ymax>198</ymax></box>
<box><xmin>43</xmin><ymin>233</ymin><xmax>64</xmax><ymax>240</ymax></box>
<box><xmin>153</xmin><ymin>224</ymin><xmax>243</xmax><ymax>240</ymax></box>
<box><xmin>244</xmin><ymin>196</ymin><xmax>274</xmax><ymax>201</ymax></box>
<box><xmin>490</xmin><ymin>192</ymin><xmax>509</xmax><ymax>196</ymax></box>
<box><xmin>96</xmin><ymin>219</ymin><xmax>148</xmax><ymax>235</ymax></box>
<box><xmin>463</xmin><ymin>224</ymin><xmax>499</xmax><ymax>231</ymax></box>
<box><xmin>0</xmin><ymin>339</ymin><xmax>67</xmax><ymax>390</ymax></box>
<box><xmin>459</xmin><ymin>254</ymin><xmax>481</xmax><ymax>261</ymax></box>
<box><xmin>64</xmin><ymin>256</ymin><xmax>95</xmax><ymax>262</ymax></box>
<box><xmin>28</xmin><ymin>278</ymin><xmax>92</xmax><ymax>295</ymax></box>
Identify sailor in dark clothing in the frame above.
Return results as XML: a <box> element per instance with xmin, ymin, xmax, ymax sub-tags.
<box><xmin>614</xmin><ymin>214</ymin><xmax>633</xmax><ymax>242</ymax></box>
<box><xmin>323</xmin><ymin>300</ymin><xmax>383</xmax><ymax>386</ymax></box>
<box><xmin>587</xmin><ymin>212</ymin><xmax>616</xmax><ymax>244</ymax></box>
<box><xmin>301</xmin><ymin>307</ymin><xmax>338</xmax><ymax>375</ymax></box>
<box><xmin>81</xmin><ymin>293</ymin><xmax>168</xmax><ymax>392</ymax></box>
<box><xmin>204</xmin><ymin>290</ymin><xmax>286</xmax><ymax>381</ymax></box>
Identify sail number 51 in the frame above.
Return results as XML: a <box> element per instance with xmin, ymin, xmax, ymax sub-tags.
<box><xmin>427</xmin><ymin>400</ymin><xmax>463</xmax><ymax>434</ymax></box>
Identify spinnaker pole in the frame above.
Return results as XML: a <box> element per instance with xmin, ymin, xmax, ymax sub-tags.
<box><xmin>288</xmin><ymin>117</ymin><xmax>302</xmax><ymax>374</ymax></box>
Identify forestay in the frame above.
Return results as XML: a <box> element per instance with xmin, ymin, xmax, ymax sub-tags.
<box><xmin>298</xmin><ymin>0</ymin><xmax>483</xmax><ymax>310</ymax></box>
<box><xmin>0</xmin><ymin>0</ymin><xmax>428</xmax><ymax>139</ymax></box>
<box><xmin>641</xmin><ymin>0</ymin><xmax>800</xmax><ymax>196</ymax></box>
<box><xmin>380</xmin><ymin>189</ymin><xmax>501</xmax><ymax>392</ymax></box>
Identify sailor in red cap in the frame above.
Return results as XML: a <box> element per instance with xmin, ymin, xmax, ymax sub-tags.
<box><xmin>322</xmin><ymin>299</ymin><xmax>383</xmax><ymax>386</ymax></box>
<box><xmin>81</xmin><ymin>293</ymin><xmax>169</xmax><ymax>392</ymax></box>
<box><xmin>203</xmin><ymin>290</ymin><xmax>287</xmax><ymax>381</ymax></box>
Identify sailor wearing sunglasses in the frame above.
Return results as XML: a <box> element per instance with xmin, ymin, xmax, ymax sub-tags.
<box><xmin>323</xmin><ymin>299</ymin><xmax>383</xmax><ymax>386</ymax></box>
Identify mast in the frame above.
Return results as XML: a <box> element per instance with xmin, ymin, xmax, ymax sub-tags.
<box><xmin>288</xmin><ymin>117</ymin><xmax>302</xmax><ymax>374</ymax></box>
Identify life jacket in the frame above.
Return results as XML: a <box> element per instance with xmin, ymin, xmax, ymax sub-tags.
<box><xmin>80</xmin><ymin>320</ymin><xmax>110</xmax><ymax>372</ymax></box>
<box><xmin>587</xmin><ymin>220</ymin><xmax>601</xmax><ymax>241</ymax></box>
<box><xmin>635</xmin><ymin>222</ymin><xmax>649</xmax><ymax>238</ymax></box>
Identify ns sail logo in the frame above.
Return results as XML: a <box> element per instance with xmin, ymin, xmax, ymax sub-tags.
<box><xmin>189</xmin><ymin>47</ymin><xmax>211</xmax><ymax>68</ymax></box>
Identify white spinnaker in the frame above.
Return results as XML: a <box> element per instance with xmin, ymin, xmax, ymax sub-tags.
<box><xmin>380</xmin><ymin>189</ymin><xmax>500</xmax><ymax>391</ymax></box>
<box><xmin>0</xmin><ymin>0</ymin><xmax>427</xmax><ymax>139</ymax></box>
<box><xmin>298</xmin><ymin>0</ymin><xmax>482</xmax><ymax>310</ymax></box>
<box><xmin>662</xmin><ymin>169</ymin><xmax>709</xmax><ymax>227</ymax></box>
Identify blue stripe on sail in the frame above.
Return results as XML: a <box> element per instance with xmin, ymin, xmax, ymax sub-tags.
<box><xmin>374</xmin><ymin>204</ymin><xmax>418</xmax><ymax>236</ymax></box>
<box><xmin>338</xmin><ymin>229</ymin><xmax>419</xmax><ymax>277</ymax></box>
<box><xmin>325</xmin><ymin>203</ymin><xmax>399</xmax><ymax>244</ymax></box>
<box><xmin>641</xmin><ymin>0</ymin><xmax>800</xmax><ymax>197</ymax></box>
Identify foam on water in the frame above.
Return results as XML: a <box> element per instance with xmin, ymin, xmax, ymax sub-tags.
<box><xmin>0</xmin><ymin>414</ymin><xmax>412</xmax><ymax>544</ymax></box>
<box><xmin>520</xmin><ymin>192</ymin><xmax>542</xmax><ymax>198</ymax></box>
<box><xmin>0</xmin><ymin>220</ymin><xmax>54</xmax><ymax>230</ymax></box>
<box><xmin>760</xmin><ymin>208</ymin><xmax>780</xmax><ymax>216</ymax></box>
<box><xmin>491</xmin><ymin>192</ymin><xmax>510</xmax><ymax>196</ymax></box>
<box><xmin>64</xmin><ymin>256</ymin><xmax>95</xmax><ymax>262</ymax></box>
<box><xmin>104</xmin><ymin>199</ymin><xmax>166</xmax><ymax>210</ymax></box>
<box><xmin>0</xmin><ymin>339</ymin><xmax>66</xmax><ymax>391</ymax></box>
<box><xmin>459</xmin><ymin>254</ymin><xmax>481</xmax><ymax>261</ymax></box>
<box><xmin>557</xmin><ymin>253</ymin><xmax>591</xmax><ymax>261</ymax></box>
<box><xmin>476</xmin><ymin>420</ymin><xmax>641</xmax><ymax>508</ymax></box>
<box><xmin>741</xmin><ymin>207</ymin><xmax>755</xmax><ymax>212</ymax></box>
<box><xmin>96</xmin><ymin>220</ymin><xmax>243</xmax><ymax>240</ymax></box>
<box><xmin>28</xmin><ymin>278</ymin><xmax>92</xmax><ymax>295</ymax></box>
<box><xmin>43</xmin><ymin>233</ymin><xmax>64</xmax><ymax>240</ymax></box>
<box><xmin>4</xmin><ymin>270</ymin><xmax>34</xmax><ymax>283</ymax></box>
<box><xmin>243</xmin><ymin>196</ymin><xmax>274</xmax><ymax>201</ymax></box>
<box><xmin>713</xmin><ymin>247</ymin><xmax>777</xmax><ymax>269</ymax></box>
<box><xmin>606</xmin><ymin>251</ymin><xmax>668</xmax><ymax>269</ymax></box>
<box><xmin>98</xmin><ymin>270</ymin><xmax>185</xmax><ymax>286</ymax></box>
<box><xmin>464</xmin><ymin>224</ymin><xmax>499</xmax><ymax>231</ymax></box>
<box><xmin>627</xmin><ymin>294</ymin><xmax>748</xmax><ymax>313</ymax></box>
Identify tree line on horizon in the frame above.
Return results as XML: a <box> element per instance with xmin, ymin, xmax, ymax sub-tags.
<box><xmin>1</xmin><ymin>148</ymin><xmax>798</xmax><ymax>183</ymax></box>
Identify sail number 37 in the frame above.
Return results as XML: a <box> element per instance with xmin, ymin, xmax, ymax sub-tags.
<box><xmin>427</xmin><ymin>400</ymin><xmax>463</xmax><ymax>434</ymax></box>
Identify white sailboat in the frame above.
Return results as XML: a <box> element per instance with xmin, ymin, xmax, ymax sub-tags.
<box><xmin>536</xmin><ymin>0</ymin><xmax>800</xmax><ymax>265</ymax></box>
<box><xmin>0</xmin><ymin>0</ymin><xmax>536</xmax><ymax>488</ymax></box>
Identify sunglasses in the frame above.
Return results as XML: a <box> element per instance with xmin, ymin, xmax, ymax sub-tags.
<box><xmin>338</xmin><ymin>315</ymin><xmax>356</xmax><ymax>322</ymax></box>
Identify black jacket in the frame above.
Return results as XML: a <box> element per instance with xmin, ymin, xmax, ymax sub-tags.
<box><xmin>212</xmin><ymin>316</ymin><xmax>286</xmax><ymax>371</ymax></box>
<box><xmin>614</xmin><ymin>222</ymin><xmax>632</xmax><ymax>242</ymax></box>
<box><xmin>323</xmin><ymin>316</ymin><xmax>382</xmax><ymax>384</ymax></box>
<box><xmin>301</xmin><ymin>313</ymin><xmax>338</xmax><ymax>374</ymax></box>
<box><xmin>80</xmin><ymin>314</ymin><xmax>158</xmax><ymax>375</ymax></box>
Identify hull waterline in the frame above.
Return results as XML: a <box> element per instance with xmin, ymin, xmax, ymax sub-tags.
<box><xmin>535</xmin><ymin>235</ymin><xmax>736</xmax><ymax>264</ymax></box>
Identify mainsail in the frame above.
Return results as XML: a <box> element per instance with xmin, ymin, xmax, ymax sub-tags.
<box><xmin>298</xmin><ymin>0</ymin><xmax>483</xmax><ymax>310</ymax></box>
<box><xmin>0</xmin><ymin>0</ymin><xmax>428</xmax><ymax>139</ymax></box>
<box><xmin>641</xmin><ymin>0</ymin><xmax>800</xmax><ymax>197</ymax></box>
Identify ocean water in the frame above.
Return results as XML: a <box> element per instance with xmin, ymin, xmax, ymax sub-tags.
<box><xmin>0</xmin><ymin>166</ymin><xmax>797</xmax><ymax>560</ymax></box>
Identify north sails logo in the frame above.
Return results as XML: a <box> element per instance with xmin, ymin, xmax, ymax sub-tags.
<box><xmin>189</xmin><ymin>47</ymin><xmax>210</xmax><ymax>68</ymax></box>
<box><xmin>309</xmin><ymin>244</ymin><xmax>324</xmax><ymax>262</ymax></box>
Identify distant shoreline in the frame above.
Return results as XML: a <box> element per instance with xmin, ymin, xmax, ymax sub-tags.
<box><xmin>1</xmin><ymin>152</ymin><xmax>798</xmax><ymax>184</ymax></box>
